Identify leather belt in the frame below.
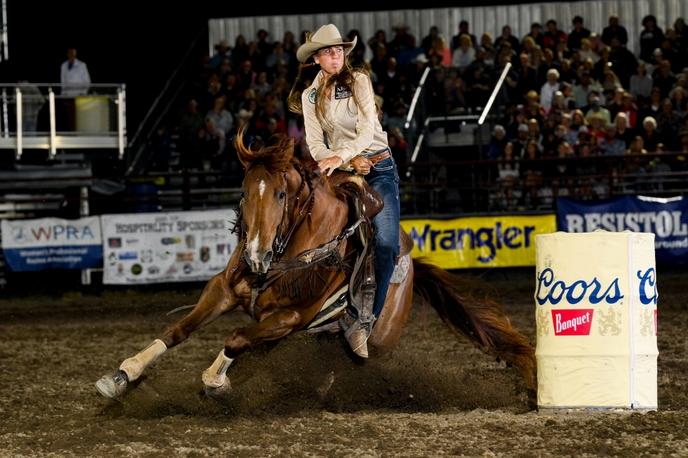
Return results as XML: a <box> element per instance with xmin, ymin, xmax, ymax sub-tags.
<box><xmin>367</xmin><ymin>150</ymin><xmax>391</xmax><ymax>165</ymax></box>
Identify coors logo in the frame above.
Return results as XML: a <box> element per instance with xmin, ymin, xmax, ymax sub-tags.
<box><xmin>552</xmin><ymin>309</ymin><xmax>594</xmax><ymax>336</ymax></box>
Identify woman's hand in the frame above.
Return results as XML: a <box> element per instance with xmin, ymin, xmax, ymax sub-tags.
<box><xmin>317</xmin><ymin>156</ymin><xmax>344</xmax><ymax>176</ymax></box>
<box><xmin>350</xmin><ymin>155</ymin><xmax>372</xmax><ymax>175</ymax></box>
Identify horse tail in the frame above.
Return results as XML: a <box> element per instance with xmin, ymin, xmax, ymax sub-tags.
<box><xmin>412</xmin><ymin>258</ymin><xmax>536</xmax><ymax>389</ymax></box>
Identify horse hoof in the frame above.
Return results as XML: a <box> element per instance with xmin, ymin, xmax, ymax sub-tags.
<box><xmin>204</xmin><ymin>379</ymin><xmax>232</xmax><ymax>400</ymax></box>
<box><xmin>95</xmin><ymin>369</ymin><xmax>129</xmax><ymax>400</ymax></box>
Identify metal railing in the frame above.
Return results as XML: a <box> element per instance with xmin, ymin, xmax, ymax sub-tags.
<box><xmin>0</xmin><ymin>83</ymin><xmax>127</xmax><ymax>159</ymax></box>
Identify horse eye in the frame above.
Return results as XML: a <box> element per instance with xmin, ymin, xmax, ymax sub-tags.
<box><xmin>278</xmin><ymin>191</ymin><xmax>286</xmax><ymax>200</ymax></box>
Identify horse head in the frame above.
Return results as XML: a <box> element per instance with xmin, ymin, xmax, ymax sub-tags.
<box><xmin>235</xmin><ymin>130</ymin><xmax>306</xmax><ymax>274</ymax></box>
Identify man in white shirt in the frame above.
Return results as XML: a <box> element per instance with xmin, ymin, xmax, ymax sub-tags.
<box><xmin>60</xmin><ymin>48</ymin><xmax>91</xmax><ymax>96</ymax></box>
<box><xmin>59</xmin><ymin>48</ymin><xmax>91</xmax><ymax>131</ymax></box>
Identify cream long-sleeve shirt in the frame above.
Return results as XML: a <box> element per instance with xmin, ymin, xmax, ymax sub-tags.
<box><xmin>301</xmin><ymin>70</ymin><xmax>389</xmax><ymax>169</ymax></box>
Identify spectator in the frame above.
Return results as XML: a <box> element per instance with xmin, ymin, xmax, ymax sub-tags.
<box><xmin>600</xmin><ymin>125</ymin><xmax>627</xmax><ymax>155</ymax></box>
<box><xmin>568</xmin><ymin>16</ymin><xmax>591</xmax><ymax>51</ymax></box>
<box><xmin>543</xmin><ymin>19</ymin><xmax>567</xmax><ymax>51</ymax></box>
<box><xmin>451</xmin><ymin>35</ymin><xmax>475</xmax><ymax>72</ymax></box>
<box><xmin>486</xmin><ymin>124</ymin><xmax>508</xmax><ymax>160</ymax></box>
<box><xmin>578</xmin><ymin>38</ymin><xmax>599</xmax><ymax>64</ymax></box>
<box><xmin>630</xmin><ymin>61</ymin><xmax>653</xmax><ymax>100</ymax></box>
<box><xmin>206</xmin><ymin>94</ymin><xmax>234</xmax><ymax>136</ymax></box>
<box><xmin>585</xmin><ymin>95</ymin><xmax>611</xmax><ymax>126</ymax></box>
<box><xmin>59</xmin><ymin>47</ymin><xmax>91</xmax><ymax>131</ymax></box>
<box><xmin>495</xmin><ymin>25</ymin><xmax>520</xmax><ymax>54</ymax></box>
<box><xmin>231</xmin><ymin>35</ymin><xmax>250</xmax><ymax>69</ymax></box>
<box><xmin>60</xmin><ymin>47</ymin><xmax>91</xmax><ymax>96</ymax></box>
<box><xmin>609</xmin><ymin>37</ymin><xmax>638</xmax><ymax>88</ymax></box>
<box><xmin>525</xmin><ymin>22</ymin><xmax>545</xmax><ymax>49</ymax></box>
<box><xmin>496</xmin><ymin>141</ymin><xmax>519</xmax><ymax>210</ymax></box>
<box><xmin>613</xmin><ymin>112</ymin><xmax>634</xmax><ymax>145</ymax></box>
<box><xmin>421</xmin><ymin>26</ymin><xmax>442</xmax><ymax>58</ymax></box>
<box><xmin>451</xmin><ymin>20</ymin><xmax>478</xmax><ymax>52</ymax></box>
<box><xmin>574</xmin><ymin>71</ymin><xmax>603</xmax><ymax>108</ymax></box>
<box><xmin>640</xmin><ymin>116</ymin><xmax>660</xmax><ymax>152</ymax></box>
<box><xmin>210</xmin><ymin>40</ymin><xmax>232</xmax><ymax>69</ymax></box>
<box><xmin>640</xmin><ymin>15</ymin><xmax>665</xmax><ymax>63</ymax></box>
<box><xmin>601</xmin><ymin>15</ymin><xmax>628</xmax><ymax>47</ymax></box>
<box><xmin>540</xmin><ymin>68</ymin><xmax>561</xmax><ymax>113</ymax></box>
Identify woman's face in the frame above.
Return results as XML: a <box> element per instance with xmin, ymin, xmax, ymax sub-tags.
<box><xmin>314</xmin><ymin>45</ymin><xmax>345</xmax><ymax>76</ymax></box>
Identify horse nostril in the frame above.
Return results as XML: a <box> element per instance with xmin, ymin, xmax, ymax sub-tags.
<box><xmin>263</xmin><ymin>251</ymin><xmax>273</xmax><ymax>266</ymax></box>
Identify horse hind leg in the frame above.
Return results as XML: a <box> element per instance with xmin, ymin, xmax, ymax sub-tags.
<box><xmin>96</xmin><ymin>272</ymin><xmax>241</xmax><ymax>400</ymax></box>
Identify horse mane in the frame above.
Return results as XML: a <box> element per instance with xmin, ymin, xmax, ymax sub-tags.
<box><xmin>235</xmin><ymin>129</ymin><xmax>296</xmax><ymax>173</ymax></box>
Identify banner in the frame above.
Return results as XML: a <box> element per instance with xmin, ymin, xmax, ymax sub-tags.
<box><xmin>1</xmin><ymin>217</ymin><xmax>102</xmax><ymax>271</ymax></box>
<box><xmin>101</xmin><ymin>210</ymin><xmax>237</xmax><ymax>284</ymax></box>
<box><xmin>557</xmin><ymin>196</ymin><xmax>688</xmax><ymax>264</ymax></box>
<box><xmin>401</xmin><ymin>214</ymin><xmax>556</xmax><ymax>269</ymax></box>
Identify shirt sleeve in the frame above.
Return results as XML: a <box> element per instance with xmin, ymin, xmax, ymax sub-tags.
<box><xmin>330</xmin><ymin>72</ymin><xmax>377</xmax><ymax>164</ymax></box>
<box><xmin>302</xmin><ymin>88</ymin><xmax>335</xmax><ymax>162</ymax></box>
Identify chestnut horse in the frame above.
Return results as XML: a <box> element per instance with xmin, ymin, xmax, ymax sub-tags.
<box><xmin>96</xmin><ymin>133</ymin><xmax>536</xmax><ymax>401</ymax></box>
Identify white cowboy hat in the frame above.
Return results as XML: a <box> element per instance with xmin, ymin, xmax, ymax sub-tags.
<box><xmin>296</xmin><ymin>24</ymin><xmax>357</xmax><ymax>63</ymax></box>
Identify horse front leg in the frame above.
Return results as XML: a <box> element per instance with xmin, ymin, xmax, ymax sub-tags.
<box><xmin>95</xmin><ymin>270</ymin><xmax>248</xmax><ymax>400</ymax></box>
<box><xmin>202</xmin><ymin>308</ymin><xmax>302</xmax><ymax>398</ymax></box>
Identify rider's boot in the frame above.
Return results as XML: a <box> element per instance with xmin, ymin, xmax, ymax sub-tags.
<box><xmin>340</xmin><ymin>311</ymin><xmax>374</xmax><ymax>358</ymax></box>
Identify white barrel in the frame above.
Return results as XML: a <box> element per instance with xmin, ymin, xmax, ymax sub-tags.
<box><xmin>535</xmin><ymin>231</ymin><xmax>658</xmax><ymax>410</ymax></box>
<box><xmin>75</xmin><ymin>95</ymin><xmax>110</xmax><ymax>133</ymax></box>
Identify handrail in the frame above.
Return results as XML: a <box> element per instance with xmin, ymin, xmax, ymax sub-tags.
<box><xmin>404</xmin><ymin>66</ymin><xmax>430</xmax><ymax>130</ymax></box>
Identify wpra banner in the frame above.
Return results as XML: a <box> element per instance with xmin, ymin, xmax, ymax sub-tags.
<box><xmin>1</xmin><ymin>217</ymin><xmax>102</xmax><ymax>271</ymax></box>
<box><xmin>557</xmin><ymin>196</ymin><xmax>688</xmax><ymax>264</ymax></box>
<box><xmin>101</xmin><ymin>210</ymin><xmax>236</xmax><ymax>284</ymax></box>
<box><xmin>401</xmin><ymin>214</ymin><xmax>556</xmax><ymax>268</ymax></box>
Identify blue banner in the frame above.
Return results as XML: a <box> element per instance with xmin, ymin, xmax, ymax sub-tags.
<box><xmin>557</xmin><ymin>196</ymin><xmax>688</xmax><ymax>264</ymax></box>
<box><xmin>1</xmin><ymin>217</ymin><xmax>103</xmax><ymax>271</ymax></box>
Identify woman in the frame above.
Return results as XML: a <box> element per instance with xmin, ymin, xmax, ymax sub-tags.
<box><xmin>288</xmin><ymin>24</ymin><xmax>400</xmax><ymax>358</ymax></box>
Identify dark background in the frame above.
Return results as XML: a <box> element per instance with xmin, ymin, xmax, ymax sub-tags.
<box><xmin>0</xmin><ymin>0</ymin><xmax>560</xmax><ymax>127</ymax></box>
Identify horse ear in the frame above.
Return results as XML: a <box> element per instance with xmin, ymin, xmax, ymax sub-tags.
<box><xmin>235</xmin><ymin>127</ymin><xmax>252</xmax><ymax>168</ymax></box>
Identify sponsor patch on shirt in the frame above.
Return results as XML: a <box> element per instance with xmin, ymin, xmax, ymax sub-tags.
<box><xmin>335</xmin><ymin>85</ymin><xmax>352</xmax><ymax>99</ymax></box>
<box><xmin>308</xmin><ymin>88</ymin><xmax>317</xmax><ymax>104</ymax></box>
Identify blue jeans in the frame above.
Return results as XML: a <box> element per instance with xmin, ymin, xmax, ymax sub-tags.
<box><xmin>364</xmin><ymin>154</ymin><xmax>400</xmax><ymax>317</ymax></box>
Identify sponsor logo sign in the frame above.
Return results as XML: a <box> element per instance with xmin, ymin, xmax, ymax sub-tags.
<box><xmin>402</xmin><ymin>214</ymin><xmax>556</xmax><ymax>268</ymax></box>
<box><xmin>1</xmin><ymin>217</ymin><xmax>102</xmax><ymax>271</ymax></box>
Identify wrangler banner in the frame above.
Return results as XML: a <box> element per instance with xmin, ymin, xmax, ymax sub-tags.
<box><xmin>401</xmin><ymin>214</ymin><xmax>556</xmax><ymax>269</ymax></box>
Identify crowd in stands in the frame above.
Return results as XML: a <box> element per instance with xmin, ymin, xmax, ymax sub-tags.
<box><xmin>160</xmin><ymin>14</ymin><xmax>688</xmax><ymax>209</ymax></box>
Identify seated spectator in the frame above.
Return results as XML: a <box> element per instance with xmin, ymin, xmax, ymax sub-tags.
<box><xmin>540</xmin><ymin>68</ymin><xmax>561</xmax><ymax>113</ymax></box>
<box><xmin>495</xmin><ymin>25</ymin><xmax>521</xmax><ymax>54</ymax></box>
<box><xmin>585</xmin><ymin>96</ymin><xmax>611</xmax><ymax>126</ymax></box>
<box><xmin>620</xmin><ymin>92</ymin><xmax>639</xmax><ymax>129</ymax></box>
<box><xmin>613</xmin><ymin>112</ymin><xmax>635</xmax><ymax>146</ymax></box>
<box><xmin>496</xmin><ymin>142</ymin><xmax>520</xmax><ymax>210</ymax></box>
<box><xmin>630</xmin><ymin>61</ymin><xmax>653</xmax><ymax>101</ymax></box>
<box><xmin>640</xmin><ymin>116</ymin><xmax>661</xmax><ymax>152</ymax></box>
<box><xmin>519</xmin><ymin>140</ymin><xmax>544</xmax><ymax>207</ymax></box>
<box><xmin>451</xmin><ymin>35</ymin><xmax>475</xmax><ymax>72</ymax></box>
<box><xmin>578</xmin><ymin>38</ymin><xmax>599</xmax><ymax>64</ymax></box>
<box><xmin>669</xmin><ymin>86</ymin><xmax>687</xmax><ymax>118</ymax></box>
<box><xmin>574</xmin><ymin>71</ymin><xmax>603</xmax><ymax>107</ymax></box>
<box><xmin>600</xmin><ymin>125</ymin><xmax>627</xmax><ymax>155</ymax></box>
<box><xmin>568</xmin><ymin>16</ymin><xmax>591</xmax><ymax>51</ymax></box>
<box><xmin>486</xmin><ymin>124</ymin><xmax>508</xmax><ymax>160</ymax></box>
<box><xmin>206</xmin><ymin>94</ymin><xmax>234</xmax><ymax>136</ymax></box>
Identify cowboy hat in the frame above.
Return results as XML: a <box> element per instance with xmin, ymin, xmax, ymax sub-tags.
<box><xmin>296</xmin><ymin>24</ymin><xmax>357</xmax><ymax>63</ymax></box>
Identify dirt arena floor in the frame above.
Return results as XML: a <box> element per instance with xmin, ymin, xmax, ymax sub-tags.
<box><xmin>1</xmin><ymin>267</ymin><xmax>687</xmax><ymax>457</ymax></box>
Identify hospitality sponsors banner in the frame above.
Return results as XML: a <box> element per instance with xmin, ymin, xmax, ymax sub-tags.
<box><xmin>401</xmin><ymin>214</ymin><xmax>556</xmax><ymax>269</ymax></box>
<box><xmin>1</xmin><ymin>217</ymin><xmax>102</xmax><ymax>271</ymax></box>
<box><xmin>102</xmin><ymin>210</ymin><xmax>237</xmax><ymax>284</ymax></box>
<box><xmin>557</xmin><ymin>196</ymin><xmax>688</xmax><ymax>264</ymax></box>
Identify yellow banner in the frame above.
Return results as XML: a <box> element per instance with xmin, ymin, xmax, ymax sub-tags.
<box><xmin>401</xmin><ymin>214</ymin><xmax>556</xmax><ymax>268</ymax></box>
